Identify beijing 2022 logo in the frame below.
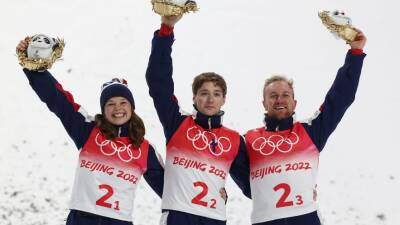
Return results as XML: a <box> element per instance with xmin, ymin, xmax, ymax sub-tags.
<box><xmin>251</xmin><ymin>132</ymin><xmax>299</xmax><ymax>156</ymax></box>
<box><xmin>186</xmin><ymin>126</ymin><xmax>231</xmax><ymax>156</ymax></box>
<box><xmin>95</xmin><ymin>133</ymin><xmax>141</xmax><ymax>162</ymax></box>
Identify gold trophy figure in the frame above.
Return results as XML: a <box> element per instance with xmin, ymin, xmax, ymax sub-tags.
<box><xmin>151</xmin><ymin>0</ymin><xmax>198</xmax><ymax>16</ymax></box>
<box><xmin>319</xmin><ymin>10</ymin><xmax>359</xmax><ymax>43</ymax></box>
<box><xmin>17</xmin><ymin>34</ymin><xmax>65</xmax><ymax>71</ymax></box>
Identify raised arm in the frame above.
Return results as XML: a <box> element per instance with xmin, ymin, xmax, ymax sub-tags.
<box><xmin>303</xmin><ymin>31</ymin><xmax>367</xmax><ymax>151</ymax></box>
<box><xmin>17</xmin><ymin>39</ymin><xmax>94</xmax><ymax>150</ymax></box>
<box><xmin>145</xmin><ymin>16</ymin><xmax>186</xmax><ymax>142</ymax></box>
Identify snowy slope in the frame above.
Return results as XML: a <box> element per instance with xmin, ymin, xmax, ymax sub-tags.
<box><xmin>1</xmin><ymin>0</ymin><xmax>399</xmax><ymax>225</ymax></box>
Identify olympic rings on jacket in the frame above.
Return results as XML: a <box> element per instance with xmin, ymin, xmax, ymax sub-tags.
<box><xmin>186</xmin><ymin>126</ymin><xmax>232</xmax><ymax>156</ymax></box>
<box><xmin>95</xmin><ymin>133</ymin><xmax>141</xmax><ymax>162</ymax></box>
<box><xmin>251</xmin><ymin>132</ymin><xmax>299</xmax><ymax>156</ymax></box>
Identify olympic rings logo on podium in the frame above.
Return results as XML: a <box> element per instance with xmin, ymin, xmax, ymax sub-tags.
<box><xmin>251</xmin><ymin>132</ymin><xmax>299</xmax><ymax>156</ymax></box>
<box><xmin>186</xmin><ymin>126</ymin><xmax>232</xmax><ymax>156</ymax></box>
<box><xmin>95</xmin><ymin>133</ymin><xmax>141</xmax><ymax>162</ymax></box>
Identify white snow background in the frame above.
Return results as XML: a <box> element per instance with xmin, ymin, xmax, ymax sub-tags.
<box><xmin>1</xmin><ymin>0</ymin><xmax>399</xmax><ymax>225</ymax></box>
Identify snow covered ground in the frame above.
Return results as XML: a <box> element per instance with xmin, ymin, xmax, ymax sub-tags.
<box><xmin>1</xmin><ymin>0</ymin><xmax>399</xmax><ymax>225</ymax></box>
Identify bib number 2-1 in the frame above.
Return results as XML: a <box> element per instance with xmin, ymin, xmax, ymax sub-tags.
<box><xmin>96</xmin><ymin>184</ymin><xmax>120</xmax><ymax>211</ymax></box>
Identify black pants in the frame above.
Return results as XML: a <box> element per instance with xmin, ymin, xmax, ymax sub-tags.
<box><xmin>162</xmin><ymin>210</ymin><xmax>226</xmax><ymax>225</ymax></box>
<box><xmin>254</xmin><ymin>211</ymin><xmax>321</xmax><ymax>225</ymax></box>
<box><xmin>66</xmin><ymin>210</ymin><xmax>133</xmax><ymax>225</ymax></box>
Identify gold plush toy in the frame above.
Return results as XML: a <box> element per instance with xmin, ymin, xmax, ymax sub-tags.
<box><xmin>151</xmin><ymin>0</ymin><xmax>198</xmax><ymax>16</ymax></box>
<box><xmin>17</xmin><ymin>34</ymin><xmax>65</xmax><ymax>71</ymax></box>
<box><xmin>319</xmin><ymin>10</ymin><xmax>359</xmax><ymax>43</ymax></box>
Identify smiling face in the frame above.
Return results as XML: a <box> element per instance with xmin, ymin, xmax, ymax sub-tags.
<box><xmin>263</xmin><ymin>80</ymin><xmax>297</xmax><ymax>120</ymax></box>
<box><xmin>193</xmin><ymin>81</ymin><xmax>226</xmax><ymax>116</ymax></box>
<box><xmin>104</xmin><ymin>96</ymin><xmax>132</xmax><ymax>125</ymax></box>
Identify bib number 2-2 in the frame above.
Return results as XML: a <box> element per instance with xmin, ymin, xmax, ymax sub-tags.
<box><xmin>191</xmin><ymin>181</ymin><xmax>217</xmax><ymax>209</ymax></box>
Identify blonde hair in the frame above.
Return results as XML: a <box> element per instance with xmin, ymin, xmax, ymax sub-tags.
<box><xmin>263</xmin><ymin>74</ymin><xmax>294</xmax><ymax>97</ymax></box>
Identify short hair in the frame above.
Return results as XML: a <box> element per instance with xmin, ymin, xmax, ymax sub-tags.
<box><xmin>263</xmin><ymin>74</ymin><xmax>295</xmax><ymax>97</ymax></box>
<box><xmin>192</xmin><ymin>72</ymin><xmax>227</xmax><ymax>97</ymax></box>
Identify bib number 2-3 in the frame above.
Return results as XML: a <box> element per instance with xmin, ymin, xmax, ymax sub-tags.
<box><xmin>274</xmin><ymin>183</ymin><xmax>303</xmax><ymax>208</ymax></box>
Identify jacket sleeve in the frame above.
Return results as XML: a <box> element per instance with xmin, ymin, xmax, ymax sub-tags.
<box><xmin>145</xmin><ymin>31</ymin><xmax>186</xmax><ymax>142</ymax></box>
<box><xmin>302</xmin><ymin>51</ymin><xmax>366</xmax><ymax>151</ymax></box>
<box><xmin>229</xmin><ymin>136</ymin><xmax>252</xmax><ymax>199</ymax></box>
<box><xmin>23</xmin><ymin>69</ymin><xmax>95</xmax><ymax>149</ymax></box>
<box><xmin>143</xmin><ymin>143</ymin><xmax>165</xmax><ymax>198</ymax></box>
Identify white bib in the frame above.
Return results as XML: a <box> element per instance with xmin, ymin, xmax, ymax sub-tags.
<box><xmin>246</xmin><ymin>123</ymin><xmax>320</xmax><ymax>223</ymax></box>
<box><xmin>69</xmin><ymin>128</ymin><xmax>148</xmax><ymax>221</ymax></box>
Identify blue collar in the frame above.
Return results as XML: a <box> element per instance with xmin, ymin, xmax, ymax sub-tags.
<box><xmin>264</xmin><ymin>114</ymin><xmax>294</xmax><ymax>131</ymax></box>
<box><xmin>114</xmin><ymin>122</ymin><xmax>130</xmax><ymax>137</ymax></box>
<box><xmin>193</xmin><ymin>106</ymin><xmax>224</xmax><ymax>130</ymax></box>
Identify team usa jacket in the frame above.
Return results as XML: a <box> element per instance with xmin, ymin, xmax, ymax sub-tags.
<box><xmin>23</xmin><ymin>69</ymin><xmax>164</xmax><ymax>222</ymax></box>
<box><xmin>145</xmin><ymin>30</ymin><xmax>251</xmax><ymax>221</ymax></box>
<box><xmin>245</xmin><ymin>50</ymin><xmax>366</xmax><ymax>224</ymax></box>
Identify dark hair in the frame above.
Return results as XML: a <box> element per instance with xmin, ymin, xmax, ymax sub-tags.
<box><xmin>192</xmin><ymin>72</ymin><xmax>227</xmax><ymax>97</ymax></box>
<box><xmin>94</xmin><ymin>108</ymin><xmax>145</xmax><ymax>148</ymax></box>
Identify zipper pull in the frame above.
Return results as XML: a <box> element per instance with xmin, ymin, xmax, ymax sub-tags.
<box><xmin>211</xmin><ymin>139</ymin><xmax>217</xmax><ymax>153</ymax></box>
<box><xmin>208</xmin><ymin>117</ymin><xmax>212</xmax><ymax>130</ymax></box>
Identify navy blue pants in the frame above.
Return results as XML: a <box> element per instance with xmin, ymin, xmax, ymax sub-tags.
<box><xmin>254</xmin><ymin>211</ymin><xmax>321</xmax><ymax>225</ymax></box>
<box><xmin>66</xmin><ymin>210</ymin><xmax>133</xmax><ymax>225</ymax></box>
<box><xmin>162</xmin><ymin>210</ymin><xmax>226</xmax><ymax>225</ymax></box>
